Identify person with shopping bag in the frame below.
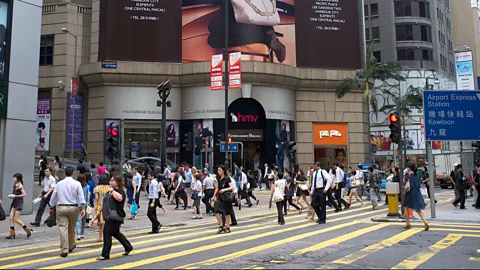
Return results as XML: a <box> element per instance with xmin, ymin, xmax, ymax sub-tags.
<box><xmin>270</xmin><ymin>172</ymin><xmax>286</xmax><ymax>225</ymax></box>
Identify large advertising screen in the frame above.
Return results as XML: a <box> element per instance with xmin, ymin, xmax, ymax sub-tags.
<box><xmin>0</xmin><ymin>1</ymin><xmax>9</xmax><ymax>80</ymax></box>
<box><xmin>98</xmin><ymin>0</ymin><xmax>362</xmax><ymax>69</ymax></box>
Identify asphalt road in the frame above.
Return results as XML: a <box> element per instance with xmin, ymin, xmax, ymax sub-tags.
<box><xmin>0</xmin><ymin>191</ymin><xmax>479</xmax><ymax>269</ymax></box>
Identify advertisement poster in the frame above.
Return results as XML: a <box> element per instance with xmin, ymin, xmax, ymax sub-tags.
<box><xmin>165</xmin><ymin>120</ymin><xmax>180</xmax><ymax>147</ymax></box>
<box><xmin>455</xmin><ymin>51</ymin><xmax>475</xmax><ymax>90</ymax></box>
<box><xmin>36</xmin><ymin>99</ymin><xmax>51</xmax><ymax>151</ymax></box>
<box><xmin>66</xmin><ymin>93</ymin><xmax>84</xmax><ymax>151</ymax></box>
<box><xmin>404</xmin><ymin>129</ymin><xmax>417</xmax><ymax>150</ymax></box>
<box><xmin>0</xmin><ymin>1</ymin><xmax>8</xmax><ymax>80</ymax></box>
<box><xmin>228</xmin><ymin>52</ymin><xmax>241</xmax><ymax>89</ymax></box>
<box><xmin>99</xmin><ymin>0</ymin><xmax>362</xmax><ymax>70</ymax></box>
<box><xmin>210</xmin><ymin>54</ymin><xmax>223</xmax><ymax>91</ymax></box>
<box><xmin>370</xmin><ymin>131</ymin><xmax>391</xmax><ymax>151</ymax></box>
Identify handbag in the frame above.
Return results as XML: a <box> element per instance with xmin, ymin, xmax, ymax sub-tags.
<box><xmin>86</xmin><ymin>205</ymin><xmax>93</xmax><ymax>216</ymax></box>
<box><xmin>231</xmin><ymin>0</ymin><xmax>280</xmax><ymax>26</ymax></box>
<box><xmin>0</xmin><ymin>205</ymin><xmax>5</xmax><ymax>221</ymax></box>
<box><xmin>420</xmin><ymin>185</ymin><xmax>428</xmax><ymax>199</ymax></box>
<box><xmin>298</xmin><ymin>183</ymin><xmax>308</xmax><ymax>191</ymax></box>
<box><xmin>191</xmin><ymin>191</ymin><xmax>199</xmax><ymax>200</ymax></box>
<box><xmin>272</xmin><ymin>183</ymin><xmax>284</xmax><ymax>202</ymax></box>
<box><xmin>402</xmin><ymin>181</ymin><xmax>411</xmax><ymax>195</ymax></box>
<box><xmin>219</xmin><ymin>191</ymin><xmax>232</xmax><ymax>203</ymax></box>
<box><xmin>102</xmin><ymin>193</ymin><xmax>124</xmax><ymax>222</ymax></box>
<box><xmin>130</xmin><ymin>203</ymin><xmax>138</xmax><ymax>215</ymax></box>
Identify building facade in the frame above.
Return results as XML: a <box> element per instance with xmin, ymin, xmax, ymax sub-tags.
<box><xmin>37</xmin><ymin>0</ymin><xmax>371</xmax><ymax>172</ymax></box>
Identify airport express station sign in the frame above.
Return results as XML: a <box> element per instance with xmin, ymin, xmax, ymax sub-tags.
<box><xmin>423</xmin><ymin>90</ymin><xmax>480</xmax><ymax>141</ymax></box>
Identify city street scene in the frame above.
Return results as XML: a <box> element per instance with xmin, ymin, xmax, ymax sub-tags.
<box><xmin>0</xmin><ymin>0</ymin><xmax>479</xmax><ymax>269</ymax></box>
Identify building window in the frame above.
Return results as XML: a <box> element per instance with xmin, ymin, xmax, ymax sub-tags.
<box><xmin>38</xmin><ymin>88</ymin><xmax>52</xmax><ymax>100</ymax></box>
<box><xmin>397</xmin><ymin>47</ymin><xmax>433</xmax><ymax>61</ymax></box>
<box><xmin>395</xmin><ymin>1</ymin><xmax>412</xmax><ymax>17</ymax></box>
<box><xmin>370</xmin><ymin>4</ymin><xmax>379</xmax><ymax>17</ymax></box>
<box><xmin>419</xmin><ymin>2</ymin><xmax>430</xmax><ymax>18</ymax></box>
<box><xmin>396</xmin><ymin>24</ymin><xmax>413</xmax><ymax>41</ymax></box>
<box><xmin>373</xmin><ymin>51</ymin><xmax>382</xmax><ymax>62</ymax></box>
<box><xmin>39</xmin><ymin>36</ymin><xmax>54</xmax><ymax>66</ymax></box>
<box><xmin>371</xmin><ymin>27</ymin><xmax>380</xmax><ymax>41</ymax></box>
<box><xmin>420</xmin><ymin>25</ymin><xmax>432</xmax><ymax>42</ymax></box>
<box><xmin>365</xmin><ymin>28</ymin><xmax>370</xmax><ymax>41</ymax></box>
<box><xmin>364</xmin><ymin>5</ymin><xmax>369</xmax><ymax>17</ymax></box>
<box><xmin>422</xmin><ymin>49</ymin><xmax>433</xmax><ymax>61</ymax></box>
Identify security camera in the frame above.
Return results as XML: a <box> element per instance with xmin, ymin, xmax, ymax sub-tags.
<box><xmin>58</xmin><ymin>80</ymin><xmax>65</xmax><ymax>90</ymax></box>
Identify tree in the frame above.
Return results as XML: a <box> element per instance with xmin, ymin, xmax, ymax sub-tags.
<box><xmin>336</xmin><ymin>40</ymin><xmax>405</xmax><ymax>113</ymax></box>
<box><xmin>379</xmin><ymin>86</ymin><xmax>423</xmax><ymax>117</ymax></box>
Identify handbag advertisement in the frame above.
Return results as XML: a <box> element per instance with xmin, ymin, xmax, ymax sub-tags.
<box><xmin>99</xmin><ymin>0</ymin><xmax>362</xmax><ymax>69</ymax></box>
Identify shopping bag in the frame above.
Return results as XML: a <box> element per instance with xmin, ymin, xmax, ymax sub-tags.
<box><xmin>420</xmin><ymin>186</ymin><xmax>428</xmax><ymax>199</ymax></box>
<box><xmin>130</xmin><ymin>203</ymin><xmax>138</xmax><ymax>216</ymax></box>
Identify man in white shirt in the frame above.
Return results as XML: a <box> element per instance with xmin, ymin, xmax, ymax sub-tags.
<box><xmin>240</xmin><ymin>170</ymin><xmax>253</xmax><ymax>207</ymax></box>
<box><xmin>356</xmin><ymin>164</ymin><xmax>365</xmax><ymax>198</ymax></box>
<box><xmin>263</xmin><ymin>163</ymin><xmax>271</xmax><ymax>190</ymax></box>
<box><xmin>310</xmin><ymin>163</ymin><xmax>332</xmax><ymax>224</ymax></box>
<box><xmin>332</xmin><ymin>162</ymin><xmax>351</xmax><ymax>210</ymax></box>
<box><xmin>49</xmin><ymin>167</ymin><xmax>85</xmax><ymax>258</ymax></box>
<box><xmin>31</xmin><ymin>168</ymin><xmax>57</xmax><ymax>227</ymax></box>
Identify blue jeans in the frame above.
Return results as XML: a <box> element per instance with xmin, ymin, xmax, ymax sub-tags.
<box><xmin>75</xmin><ymin>208</ymin><xmax>86</xmax><ymax>236</ymax></box>
<box><xmin>366</xmin><ymin>190</ymin><xmax>382</xmax><ymax>201</ymax></box>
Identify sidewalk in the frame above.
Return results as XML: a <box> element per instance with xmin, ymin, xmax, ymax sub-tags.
<box><xmin>371</xmin><ymin>191</ymin><xmax>480</xmax><ymax>224</ymax></box>
<box><xmin>0</xmin><ymin>192</ymin><xmax>272</xmax><ymax>249</ymax></box>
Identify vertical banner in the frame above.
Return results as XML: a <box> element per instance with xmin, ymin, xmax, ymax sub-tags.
<box><xmin>455</xmin><ymin>51</ymin><xmax>475</xmax><ymax>90</ymax></box>
<box><xmin>210</xmin><ymin>54</ymin><xmax>223</xmax><ymax>91</ymax></box>
<box><xmin>71</xmin><ymin>77</ymin><xmax>78</xmax><ymax>96</ymax></box>
<box><xmin>66</xmin><ymin>93</ymin><xmax>84</xmax><ymax>150</ymax></box>
<box><xmin>35</xmin><ymin>99</ymin><xmax>51</xmax><ymax>151</ymax></box>
<box><xmin>228</xmin><ymin>52</ymin><xmax>241</xmax><ymax>89</ymax></box>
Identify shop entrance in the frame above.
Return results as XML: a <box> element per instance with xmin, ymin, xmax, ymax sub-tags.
<box><xmin>314</xmin><ymin>147</ymin><xmax>348</xmax><ymax>169</ymax></box>
<box><xmin>231</xmin><ymin>141</ymin><xmax>262</xmax><ymax>170</ymax></box>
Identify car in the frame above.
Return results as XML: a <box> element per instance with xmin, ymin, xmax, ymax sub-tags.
<box><xmin>129</xmin><ymin>157</ymin><xmax>179</xmax><ymax>171</ymax></box>
<box><xmin>437</xmin><ymin>173</ymin><xmax>453</xmax><ymax>189</ymax></box>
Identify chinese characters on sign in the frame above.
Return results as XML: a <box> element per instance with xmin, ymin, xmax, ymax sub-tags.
<box><xmin>424</xmin><ymin>91</ymin><xmax>480</xmax><ymax>141</ymax></box>
<box><xmin>228</xmin><ymin>52</ymin><xmax>241</xmax><ymax>89</ymax></box>
<box><xmin>210</xmin><ymin>54</ymin><xmax>223</xmax><ymax>91</ymax></box>
<box><xmin>36</xmin><ymin>99</ymin><xmax>51</xmax><ymax>151</ymax></box>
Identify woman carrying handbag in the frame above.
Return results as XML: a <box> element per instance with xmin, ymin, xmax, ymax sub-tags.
<box><xmin>402</xmin><ymin>162</ymin><xmax>429</xmax><ymax>231</ymax></box>
<box><xmin>270</xmin><ymin>172</ymin><xmax>286</xmax><ymax>225</ymax></box>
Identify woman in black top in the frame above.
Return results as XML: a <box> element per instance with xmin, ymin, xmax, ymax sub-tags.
<box><xmin>166</xmin><ymin>124</ymin><xmax>176</xmax><ymax>147</ymax></box>
<box><xmin>294</xmin><ymin>170</ymin><xmax>310</xmax><ymax>209</ymax></box>
<box><xmin>97</xmin><ymin>175</ymin><xmax>133</xmax><ymax>260</ymax></box>
<box><xmin>213</xmin><ymin>166</ymin><xmax>234</xmax><ymax>234</ymax></box>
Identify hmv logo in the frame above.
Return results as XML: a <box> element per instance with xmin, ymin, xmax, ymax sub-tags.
<box><xmin>231</xmin><ymin>112</ymin><xmax>258</xmax><ymax>123</ymax></box>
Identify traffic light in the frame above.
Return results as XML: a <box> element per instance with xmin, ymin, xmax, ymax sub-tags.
<box><xmin>388</xmin><ymin>113</ymin><xmax>401</xmax><ymax>144</ymax></box>
<box><xmin>228</xmin><ymin>136</ymin><xmax>233</xmax><ymax>143</ymax></box>
<box><xmin>288</xmin><ymin>141</ymin><xmax>296</xmax><ymax>157</ymax></box>
<box><xmin>183</xmin><ymin>132</ymin><xmax>193</xmax><ymax>151</ymax></box>
<box><xmin>107</xmin><ymin>122</ymin><xmax>120</xmax><ymax>160</ymax></box>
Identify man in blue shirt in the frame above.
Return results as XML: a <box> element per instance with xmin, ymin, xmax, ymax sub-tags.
<box><xmin>183</xmin><ymin>163</ymin><xmax>193</xmax><ymax>207</ymax></box>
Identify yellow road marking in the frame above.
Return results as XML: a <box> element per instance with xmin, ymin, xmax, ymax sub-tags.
<box><xmin>430</xmin><ymin>228</ymin><xmax>480</xmax><ymax>233</ymax></box>
<box><xmin>391</xmin><ymin>234</ymin><xmax>463</xmax><ymax>269</ymax></box>
<box><xmin>242</xmin><ymin>265</ymin><xmax>265</xmax><ymax>270</ymax></box>
<box><xmin>37</xmin><ymin>207</ymin><xmax>373</xmax><ymax>270</ymax></box>
<box><xmin>469</xmin><ymin>257</ymin><xmax>480</xmax><ymax>262</ymax></box>
<box><xmin>174</xmin><ymin>221</ymin><xmax>362</xmax><ymax>269</ymax></box>
<box><xmin>331</xmin><ymin>228</ymin><xmax>423</xmax><ymax>265</ymax></box>
<box><xmin>292</xmin><ymin>223</ymin><xmax>390</xmax><ymax>255</ymax></box>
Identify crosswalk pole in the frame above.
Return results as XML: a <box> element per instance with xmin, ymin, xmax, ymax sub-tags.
<box><xmin>427</xmin><ymin>140</ymin><xmax>436</xmax><ymax>218</ymax></box>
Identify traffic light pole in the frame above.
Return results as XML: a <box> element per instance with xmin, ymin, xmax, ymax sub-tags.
<box><xmin>396</xmin><ymin>98</ymin><xmax>405</xmax><ymax>216</ymax></box>
<box><xmin>223</xmin><ymin>0</ymin><xmax>230</xmax><ymax>169</ymax></box>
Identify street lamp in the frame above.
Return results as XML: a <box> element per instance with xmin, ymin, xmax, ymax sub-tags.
<box><xmin>157</xmin><ymin>80</ymin><xmax>171</xmax><ymax>170</ymax></box>
<box><xmin>61</xmin><ymin>27</ymin><xmax>77</xmax><ymax>160</ymax></box>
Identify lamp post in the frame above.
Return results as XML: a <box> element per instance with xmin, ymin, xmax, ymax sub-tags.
<box><xmin>61</xmin><ymin>27</ymin><xmax>77</xmax><ymax>160</ymax></box>
<box><xmin>223</xmin><ymin>0</ymin><xmax>230</xmax><ymax>168</ymax></box>
<box><xmin>157</xmin><ymin>80</ymin><xmax>171</xmax><ymax>170</ymax></box>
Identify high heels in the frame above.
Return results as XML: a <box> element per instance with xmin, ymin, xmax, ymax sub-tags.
<box><xmin>424</xmin><ymin>224</ymin><xmax>430</xmax><ymax>231</ymax></box>
<box><xmin>216</xmin><ymin>226</ymin><xmax>225</xmax><ymax>234</ymax></box>
<box><xmin>403</xmin><ymin>224</ymin><xmax>412</xmax><ymax>229</ymax></box>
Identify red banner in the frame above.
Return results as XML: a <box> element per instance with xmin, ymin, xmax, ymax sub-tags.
<box><xmin>210</xmin><ymin>54</ymin><xmax>223</xmax><ymax>91</ymax></box>
<box><xmin>71</xmin><ymin>78</ymin><xmax>79</xmax><ymax>96</ymax></box>
<box><xmin>228</xmin><ymin>52</ymin><xmax>241</xmax><ymax>89</ymax></box>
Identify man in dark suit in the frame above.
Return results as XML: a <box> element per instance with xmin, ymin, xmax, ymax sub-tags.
<box><xmin>452</xmin><ymin>164</ymin><xmax>466</xmax><ymax>209</ymax></box>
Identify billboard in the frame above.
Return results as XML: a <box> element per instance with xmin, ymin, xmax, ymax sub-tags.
<box><xmin>66</xmin><ymin>93</ymin><xmax>84</xmax><ymax>151</ymax></box>
<box><xmin>0</xmin><ymin>1</ymin><xmax>9</xmax><ymax>80</ymax></box>
<box><xmin>36</xmin><ymin>99</ymin><xmax>51</xmax><ymax>151</ymax></box>
<box><xmin>98</xmin><ymin>0</ymin><xmax>362</xmax><ymax>70</ymax></box>
<box><xmin>455</xmin><ymin>51</ymin><xmax>475</xmax><ymax>90</ymax></box>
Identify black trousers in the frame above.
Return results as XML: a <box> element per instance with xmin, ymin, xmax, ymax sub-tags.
<box><xmin>34</xmin><ymin>191</ymin><xmax>51</xmax><ymax>224</ymax></box>
<box><xmin>203</xmin><ymin>189</ymin><xmax>215</xmax><ymax>213</ymax></box>
<box><xmin>334</xmin><ymin>187</ymin><xmax>349</xmax><ymax>209</ymax></box>
<box><xmin>453</xmin><ymin>190</ymin><xmax>466</xmax><ymax>209</ymax></box>
<box><xmin>38</xmin><ymin>171</ymin><xmax>45</xmax><ymax>185</ymax></box>
<box><xmin>284</xmin><ymin>196</ymin><xmax>300</xmax><ymax>213</ymax></box>
<box><xmin>326</xmin><ymin>190</ymin><xmax>341</xmax><ymax>211</ymax></box>
<box><xmin>276</xmin><ymin>200</ymin><xmax>285</xmax><ymax>224</ymax></box>
<box><xmin>167</xmin><ymin>186</ymin><xmax>175</xmax><ymax>200</ymax></box>
<box><xmin>101</xmin><ymin>219</ymin><xmax>132</xmax><ymax>258</ymax></box>
<box><xmin>476</xmin><ymin>185</ymin><xmax>480</xmax><ymax>207</ymax></box>
<box><xmin>221</xmin><ymin>209</ymin><xmax>237</xmax><ymax>225</ymax></box>
<box><xmin>175</xmin><ymin>191</ymin><xmax>187</xmax><ymax>208</ymax></box>
<box><xmin>312</xmin><ymin>189</ymin><xmax>327</xmax><ymax>222</ymax></box>
<box><xmin>147</xmin><ymin>199</ymin><xmax>161</xmax><ymax>232</ymax></box>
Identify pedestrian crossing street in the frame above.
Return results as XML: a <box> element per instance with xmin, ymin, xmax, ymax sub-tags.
<box><xmin>0</xmin><ymin>199</ymin><xmax>478</xmax><ymax>269</ymax></box>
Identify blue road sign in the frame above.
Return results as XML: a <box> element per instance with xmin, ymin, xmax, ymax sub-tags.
<box><xmin>101</xmin><ymin>60</ymin><xmax>117</xmax><ymax>69</ymax></box>
<box><xmin>423</xmin><ymin>90</ymin><xmax>480</xmax><ymax>141</ymax></box>
<box><xmin>220</xmin><ymin>143</ymin><xmax>239</xmax><ymax>153</ymax></box>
